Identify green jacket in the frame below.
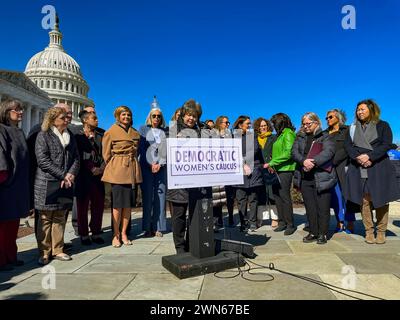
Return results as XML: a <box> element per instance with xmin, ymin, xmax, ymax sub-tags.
<box><xmin>268</xmin><ymin>128</ymin><xmax>296</xmax><ymax>172</ymax></box>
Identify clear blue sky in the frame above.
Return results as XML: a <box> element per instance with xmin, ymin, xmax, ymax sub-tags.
<box><xmin>1</xmin><ymin>0</ymin><xmax>399</xmax><ymax>141</ymax></box>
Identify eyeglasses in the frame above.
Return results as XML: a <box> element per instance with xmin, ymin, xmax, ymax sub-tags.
<box><xmin>221</xmin><ymin>121</ymin><xmax>230</xmax><ymax>125</ymax></box>
<box><xmin>325</xmin><ymin>115</ymin><xmax>335</xmax><ymax>120</ymax></box>
<box><xmin>10</xmin><ymin>109</ymin><xmax>24</xmax><ymax>114</ymax></box>
<box><xmin>302</xmin><ymin>121</ymin><xmax>315</xmax><ymax>128</ymax></box>
<box><xmin>152</xmin><ymin>114</ymin><xmax>161</xmax><ymax>119</ymax></box>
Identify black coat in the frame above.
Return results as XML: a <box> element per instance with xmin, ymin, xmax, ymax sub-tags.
<box><xmin>259</xmin><ymin>134</ymin><xmax>277</xmax><ymax>204</ymax></box>
<box><xmin>324</xmin><ymin>125</ymin><xmax>349</xmax><ymax>189</ymax></box>
<box><xmin>0</xmin><ymin>124</ymin><xmax>30</xmax><ymax>220</ymax></box>
<box><xmin>74</xmin><ymin>128</ymin><xmax>105</xmax><ymax>199</ymax></box>
<box><xmin>344</xmin><ymin>120</ymin><xmax>400</xmax><ymax>208</ymax></box>
<box><xmin>233</xmin><ymin>132</ymin><xmax>264</xmax><ymax>189</ymax></box>
<box><xmin>34</xmin><ymin>129</ymin><xmax>80</xmax><ymax>211</ymax></box>
<box><xmin>292</xmin><ymin>128</ymin><xmax>337</xmax><ymax>193</ymax></box>
<box><xmin>166</xmin><ymin>122</ymin><xmax>200</xmax><ymax>204</ymax></box>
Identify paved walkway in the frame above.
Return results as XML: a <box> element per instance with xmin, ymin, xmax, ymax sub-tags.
<box><xmin>1</xmin><ymin>205</ymin><xmax>400</xmax><ymax>300</ymax></box>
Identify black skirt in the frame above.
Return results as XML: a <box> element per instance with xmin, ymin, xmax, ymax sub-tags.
<box><xmin>111</xmin><ymin>184</ymin><xmax>136</xmax><ymax>208</ymax></box>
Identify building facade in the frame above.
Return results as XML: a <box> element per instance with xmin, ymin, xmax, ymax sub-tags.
<box><xmin>0</xmin><ymin>70</ymin><xmax>53</xmax><ymax>135</ymax></box>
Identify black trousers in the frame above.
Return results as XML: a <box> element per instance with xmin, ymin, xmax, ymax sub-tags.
<box><xmin>272</xmin><ymin>172</ymin><xmax>294</xmax><ymax>228</ymax></box>
<box><xmin>301</xmin><ymin>179</ymin><xmax>331</xmax><ymax>236</ymax></box>
<box><xmin>213</xmin><ymin>206</ymin><xmax>223</xmax><ymax>226</ymax></box>
<box><xmin>236</xmin><ymin>187</ymin><xmax>258</xmax><ymax>226</ymax></box>
<box><xmin>170</xmin><ymin>202</ymin><xmax>189</xmax><ymax>253</ymax></box>
<box><xmin>225</xmin><ymin>186</ymin><xmax>235</xmax><ymax>222</ymax></box>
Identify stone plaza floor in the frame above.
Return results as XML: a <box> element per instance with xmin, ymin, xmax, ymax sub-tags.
<box><xmin>1</xmin><ymin>204</ymin><xmax>400</xmax><ymax>300</ymax></box>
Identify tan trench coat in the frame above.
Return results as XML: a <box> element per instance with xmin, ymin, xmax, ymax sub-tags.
<box><xmin>101</xmin><ymin>124</ymin><xmax>142</xmax><ymax>185</ymax></box>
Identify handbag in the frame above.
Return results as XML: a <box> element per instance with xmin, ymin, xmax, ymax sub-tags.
<box><xmin>263</xmin><ymin>169</ymin><xmax>280</xmax><ymax>185</ymax></box>
<box><xmin>45</xmin><ymin>180</ymin><xmax>73</xmax><ymax>205</ymax></box>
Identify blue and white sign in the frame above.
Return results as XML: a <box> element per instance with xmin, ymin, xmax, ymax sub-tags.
<box><xmin>167</xmin><ymin>138</ymin><xmax>244</xmax><ymax>189</ymax></box>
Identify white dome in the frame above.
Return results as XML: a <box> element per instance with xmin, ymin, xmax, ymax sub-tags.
<box><xmin>25</xmin><ymin>48</ymin><xmax>82</xmax><ymax>77</ymax></box>
<box><xmin>24</xmin><ymin>16</ymin><xmax>94</xmax><ymax>124</ymax></box>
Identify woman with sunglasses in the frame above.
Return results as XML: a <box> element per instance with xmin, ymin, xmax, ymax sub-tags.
<box><xmin>139</xmin><ymin>108</ymin><xmax>168</xmax><ymax>237</ymax></box>
<box><xmin>0</xmin><ymin>100</ymin><xmax>30</xmax><ymax>271</ymax></box>
<box><xmin>324</xmin><ymin>109</ymin><xmax>356</xmax><ymax>234</ymax></box>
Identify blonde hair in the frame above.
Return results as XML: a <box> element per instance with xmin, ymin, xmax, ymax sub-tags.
<box><xmin>114</xmin><ymin>106</ymin><xmax>133</xmax><ymax>126</ymax></box>
<box><xmin>41</xmin><ymin>107</ymin><xmax>65</xmax><ymax>132</ymax></box>
<box><xmin>145</xmin><ymin>108</ymin><xmax>166</xmax><ymax>128</ymax></box>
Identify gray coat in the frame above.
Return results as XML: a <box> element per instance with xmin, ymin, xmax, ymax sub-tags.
<box><xmin>291</xmin><ymin>129</ymin><xmax>337</xmax><ymax>193</ymax></box>
<box><xmin>233</xmin><ymin>132</ymin><xmax>264</xmax><ymax>189</ymax></box>
<box><xmin>34</xmin><ymin>129</ymin><xmax>80</xmax><ymax>211</ymax></box>
<box><xmin>344</xmin><ymin>120</ymin><xmax>400</xmax><ymax>208</ymax></box>
<box><xmin>0</xmin><ymin>124</ymin><xmax>30</xmax><ymax>220</ymax></box>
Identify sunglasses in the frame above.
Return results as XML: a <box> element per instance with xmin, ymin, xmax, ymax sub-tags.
<box><xmin>10</xmin><ymin>109</ymin><xmax>24</xmax><ymax>113</ymax></box>
<box><xmin>152</xmin><ymin>114</ymin><xmax>161</xmax><ymax>119</ymax></box>
<box><xmin>325</xmin><ymin>115</ymin><xmax>335</xmax><ymax>120</ymax></box>
<box><xmin>221</xmin><ymin>121</ymin><xmax>230</xmax><ymax>125</ymax></box>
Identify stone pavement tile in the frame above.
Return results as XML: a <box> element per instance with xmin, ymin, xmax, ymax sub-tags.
<box><xmin>47</xmin><ymin>253</ymin><xmax>100</xmax><ymax>273</ymax></box>
<box><xmin>76</xmin><ymin>255</ymin><xmax>167</xmax><ymax>274</ymax></box>
<box><xmin>151</xmin><ymin>242</ymin><xmax>176</xmax><ymax>255</ymax></box>
<box><xmin>253</xmin><ymin>254</ymin><xmax>347</xmax><ymax>275</ymax></box>
<box><xmin>17</xmin><ymin>243</ymin><xmax>38</xmax><ymax>252</ymax></box>
<box><xmin>329</xmin><ymin>233</ymin><xmax>357</xmax><ymax>241</ymax></box>
<box><xmin>340</xmin><ymin>240</ymin><xmax>400</xmax><ymax>254</ymax></box>
<box><xmin>286</xmin><ymin>240</ymin><xmax>351</xmax><ymax>254</ymax></box>
<box><xmin>0</xmin><ymin>272</ymin><xmax>37</xmax><ymax>289</ymax></box>
<box><xmin>253</xmin><ymin>240</ymin><xmax>293</xmax><ymax>255</ymax></box>
<box><xmin>116</xmin><ymin>273</ymin><xmax>204</xmax><ymax>300</ymax></box>
<box><xmin>350</xmin><ymin>233</ymin><xmax>400</xmax><ymax>241</ymax></box>
<box><xmin>199</xmin><ymin>273</ymin><xmax>336</xmax><ymax>300</ymax></box>
<box><xmin>131</xmin><ymin>232</ymin><xmax>173</xmax><ymax>242</ymax></box>
<box><xmin>337</xmin><ymin>253</ymin><xmax>400</xmax><ymax>274</ymax></box>
<box><xmin>0</xmin><ymin>273</ymin><xmax>136</xmax><ymax>300</ymax></box>
<box><xmin>318</xmin><ymin>274</ymin><xmax>400</xmax><ymax>300</ymax></box>
<box><xmin>74</xmin><ymin>242</ymin><xmax>160</xmax><ymax>255</ymax></box>
<box><xmin>17</xmin><ymin>234</ymin><xmax>37</xmax><ymax>244</ymax></box>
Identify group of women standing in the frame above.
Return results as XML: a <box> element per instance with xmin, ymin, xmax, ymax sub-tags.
<box><xmin>0</xmin><ymin>98</ymin><xmax>399</xmax><ymax>271</ymax></box>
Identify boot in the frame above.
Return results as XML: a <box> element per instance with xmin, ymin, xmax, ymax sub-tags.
<box><xmin>361</xmin><ymin>198</ymin><xmax>375</xmax><ymax>244</ymax></box>
<box><xmin>375</xmin><ymin>204</ymin><xmax>389</xmax><ymax>244</ymax></box>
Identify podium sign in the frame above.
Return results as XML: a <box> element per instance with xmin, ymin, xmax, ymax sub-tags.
<box><xmin>167</xmin><ymin>138</ymin><xmax>243</xmax><ymax>189</ymax></box>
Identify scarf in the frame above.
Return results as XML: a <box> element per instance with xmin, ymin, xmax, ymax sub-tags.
<box><xmin>352</xmin><ymin>120</ymin><xmax>378</xmax><ymax>178</ymax></box>
<box><xmin>257</xmin><ymin>131</ymin><xmax>272</xmax><ymax>149</ymax></box>
<box><xmin>51</xmin><ymin>126</ymin><xmax>70</xmax><ymax>148</ymax></box>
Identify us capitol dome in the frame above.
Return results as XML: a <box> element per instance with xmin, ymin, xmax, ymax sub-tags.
<box><xmin>25</xmin><ymin>16</ymin><xmax>94</xmax><ymax>124</ymax></box>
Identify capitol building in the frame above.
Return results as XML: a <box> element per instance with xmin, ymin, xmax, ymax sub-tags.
<box><xmin>0</xmin><ymin>15</ymin><xmax>94</xmax><ymax>132</ymax></box>
<box><xmin>25</xmin><ymin>16</ymin><xmax>94</xmax><ymax>124</ymax></box>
